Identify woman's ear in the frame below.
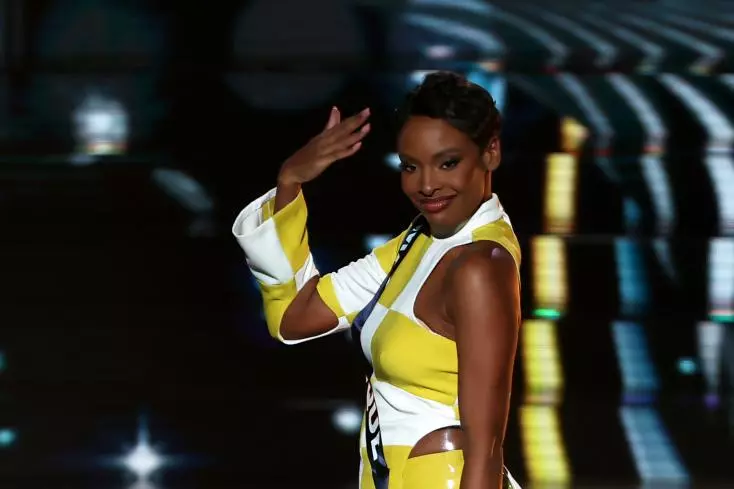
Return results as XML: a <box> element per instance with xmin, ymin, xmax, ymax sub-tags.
<box><xmin>483</xmin><ymin>136</ymin><xmax>501</xmax><ymax>171</ymax></box>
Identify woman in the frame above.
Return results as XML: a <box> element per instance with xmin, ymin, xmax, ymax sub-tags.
<box><xmin>233</xmin><ymin>72</ymin><xmax>522</xmax><ymax>489</ymax></box>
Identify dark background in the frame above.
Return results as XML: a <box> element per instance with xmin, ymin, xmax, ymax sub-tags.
<box><xmin>0</xmin><ymin>0</ymin><xmax>733</xmax><ymax>488</ymax></box>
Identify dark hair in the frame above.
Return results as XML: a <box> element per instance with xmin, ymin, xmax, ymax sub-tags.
<box><xmin>396</xmin><ymin>71</ymin><xmax>502</xmax><ymax>149</ymax></box>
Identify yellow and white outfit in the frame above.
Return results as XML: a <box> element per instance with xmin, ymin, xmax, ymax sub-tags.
<box><xmin>233</xmin><ymin>188</ymin><xmax>523</xmax><ymax>489</ymax></box>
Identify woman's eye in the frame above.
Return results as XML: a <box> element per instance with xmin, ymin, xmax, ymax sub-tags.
<box><xmin>441</xmin><ymin>158</ymin><xmax>461</xmax><ymax>169</ymax></box>
<box><xmin>399</xmin><ymin>162</ymin><xmax>416</xmax><ymax>173</ymax></box>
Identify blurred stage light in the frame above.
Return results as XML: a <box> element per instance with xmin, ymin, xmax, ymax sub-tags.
<box><xmin>580</xmin><ymin>14</ymin><xmax>664</xmax><ymax>73</ymax></box>
<box><xmin>653</xmin><ymin>239</ymin><xmax>677</xmax><ymax>283</ymax></box>
<box><xmin>612</xmin><ymin>321</ymin><xmax>688</xmax><ymax>483</ymax></box>
<box><xmin>30</xmin><ymin>0</ymin><xmax>165</xmax><ymax>157</ymax></box>
<box><xmin>519</xmin><ymin>405</ymin><xmax>570</xmax><ymax>485</ymax></box>
<box><xmin>403</xmin><ymin>13</ymin><xmax>504</xmax><ymax>59</ymax></box>
<box><xmin>521</xmin><ymin>312</ymin><xmax>569</xmax><ymax>483</ymax></box>
<box><xmin>490</xmin><ymin>8</ymin><xmax>568</xmax><ymax>69</ymax></box>
<box><xmin>536</xmin><ymin>10</ymin><xmax>617</xmax><ymax>68</ymax></box>
<box><xmin>556</xmin><ymin>74</ymin><xmax>620</xmax><ymax>185</ymax></box>
<box><xmin>623</xmin><ymin>198</ymin><xmax>642</xmax><ymax>232</ymax></box>
<box><xmin>425</xmin><ymin>45</ymin><xmax>455</xmax><ymax>59</ymax></box>
<box><xmin>124</xmin><ymin>440</ymin><xmax>162</xmax><ymax>479</ymax></box>
<box><xmin>332</xmin><ymin>405</ymin><xmax>362</xmax><ymax>435</ymax></box>
<box><xmin>409</xmin><ymin>0</ymin><xmax>492</xmax><ymax>16</ymax></box>
<box><xmin>704</xmin><ymin>154</ymin><xmax>734</xmax><ymax>236</ymax></box>
<box><xmin>557</xmin><ymin>75</ymin><xmax>613</xmax><ymax>155</ymax></box>
<box><xmin>151</xmin><ymin>169</ymin><xmax>215</xmax><ymax>237</ymax></box>
<box><xmin>607</xmin><ymin>74</ymin><xmax>667</xmax><ymax>155</ymax></box>
<box><xmin>614</xmin><ymin>322</ymin><xmax>690</xmax><ymax>482</ymax></box>
<box><xmin>119</xmin><ymin>416</ymin><xmax>166</xmax><ymax>482</ymax></box>
<box><xmin>466</xmin><ymin>66</ymin><xmax>506</xmax><ymax>114</ymax></box>
<box><xmin>620</xmin><ymin>407</ymin><xmax>690</xmax><ymax>484</ymax></box>
<box><xmin>608</xmin><ymin>74</ymin><xmax>675</xmax><ymax>235</ymax></box>
<box><xmin>522</xmin><ymin>320</ymin><xmax>564</xmax><ymax>404</ymax></box>
<box><xmin>612</xmin><ymin>322</ymin><xmax>658</xmax><ymax>404</ymax></box>
<box><xmin>128</xmin><ymin>480</ymin><xmax>158</xmax><ymax>489</ymax></box>
<box><xmin>615</xmin><ymin>239</ymin><xmax>650</xmax><ymax>317</ymax></box>
<box><xmin>364</xmin><ymin>235</ymin><xmax>391</xmax><ymax>252</ymax></box>
<box><xmin>707</xmin><ymin>238</ymin><xmax>734</xmax><ymax>321</ymax></box>
<box><xmin>543</xmin><ymin>152</ymin><xmax>578</xmax><ymax>234</ymax></box>
<box><xmin>677</xmin><ymin>358</ymin><xmax>698</xmax><ymax>375</ymax></box>
<box><xmin>531</xmin><ymin>237</ymin><xmax>567</xmax><ymax>316</ymax></box>
<box><xmin>73</xmin><ymin>93</ymin><xmax>128</xmax><ymax>157</ymax></box>
<box><xmin>559</xmin><ymin>117</ymin><xmax>588</xmax><ymax>154</ymax></box>
<box><xmin>659</xmin><ymin>75</ymin><xmax>734</xmax><ymax>235</ymax></box>
<box><xmin>409</xmin><ymin>70</ymin><xmax>436</xmax><ymax>86</ymax></box>
<box><xmin>384</xmin><ymin>152</ymin><xmax>401</xmax><ymax>171</ymax></box>
<box><xmin>0</xmin><ymin>428</ymin><xmax>16</xmax><ymax>448</ymax></box>
<box><xmin>697</xmin><ymin>322</ymin><xmax>724</xmax><ymax>403</ymax></box>
<box><xmin>621</xmin><ymin>15</ymin><xmax>722</xmax><ymax>74</ymax></box>
<box><xmin>533</xmin><ymin>308</ymin><xmax>561</xmax><ymax>320</ymax></box>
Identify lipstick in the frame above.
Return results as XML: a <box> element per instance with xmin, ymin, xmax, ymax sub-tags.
<box><xmin>419</xmin><ymin>196</ymin><xmax>455</xmax><ymax>214</ymax></box>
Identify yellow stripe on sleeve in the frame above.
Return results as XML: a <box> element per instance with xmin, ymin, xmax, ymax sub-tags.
<box><xmin>261</xmin><ymin>197</ymin><xmax>275</xmax><ymax>222</ymax></box>
<box><xmin>272</xmin><ymin>190</ymin><xmax>311</xmax><ymax>274</ymax></box>
<box><xmin>315</xmin><ymin>274</ymin><xmax>347</xmax><ymax>319</ymax></box>
<box><xmin>260</xmin><ymin>279</ymin><xmax>298</xmax><ymax>339</ymax></box>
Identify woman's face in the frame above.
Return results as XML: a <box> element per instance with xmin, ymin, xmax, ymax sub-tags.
<box><xmin>397</xmin><ymin>116</ymin><xmax>500</xmax><ymax>237</ymax></box>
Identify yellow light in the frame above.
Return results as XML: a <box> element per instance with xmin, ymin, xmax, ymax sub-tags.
<box><xmin>522</xmin><ymin>320</ymin><xmax>564</xmax><ymax>403</ymax></box>
<box><xmin>531</xmin><ymin>236</ymin><xmax>568</xmax><ymax>314</ymax></box>
<box><xmin>560</xmin><ymin>117</ymin><xmax>588</xmax><ymax>154</ymax></box>
<box><xmin>520</xmin><ymin>405</ymin><xmax>571</xmax><ymax>484</ymax></box>
<box><xmin>544</xmin><ymin>153</ymin><xmax>579</xmax><ymax>234</ymax></box>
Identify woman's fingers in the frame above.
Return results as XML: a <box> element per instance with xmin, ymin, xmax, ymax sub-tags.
<box><xmin>321</xmin><ymin>107</ymin><xmax>370</xmax><ymax>144</ymax></box>
<box><xmin>329</xmin><ymin>141</ymin><xmax>363</xmax><ymax>161</ymax></box>
<box><xmin>323</xmin><ymin>106</ymin><xmax>341</xmax><ymax>132</ymax></box>
<box><xmin>323</xmin><ymin>123</ymin><xmax>370</xmax><ymax>156</ymax></box>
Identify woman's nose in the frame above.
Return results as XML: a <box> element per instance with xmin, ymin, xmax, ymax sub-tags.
<box><xmin>419</xmin><ymin>169</ymin><xmax>441</xmax><ymax>196</ymax></box>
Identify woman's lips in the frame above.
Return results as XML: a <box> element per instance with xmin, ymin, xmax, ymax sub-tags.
<box><xmin>419</xmin><ymin>196</ymin><xmax>455</xmax><ymax>213</ymax></box>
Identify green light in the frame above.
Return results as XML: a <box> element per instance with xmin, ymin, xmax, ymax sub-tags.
<box><xmin>709</xmin><ymin>314</ymin><xmax>734</xmax><ymax>323</ymax></box>
<box><xmin>533</xmin><ymin>308</ymin><xmax>562</xmax><ymax>319</ymax></box>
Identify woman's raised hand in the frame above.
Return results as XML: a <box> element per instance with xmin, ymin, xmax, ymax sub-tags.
<box><xmin>277</xmin><ymin>107</ymin><xmax>371</xmax><ymax>186</ymax></box>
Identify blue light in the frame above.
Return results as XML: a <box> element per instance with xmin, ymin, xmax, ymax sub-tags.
<box><xmin>615</xmin><ymin>239</ymin><xmax>650</xmax><ymax>316</ymax></box>
<box><xmin>612</xmin><ymin>322</ymin><xmax>659</xmax><ymax>400</ymax></box>
<box><xmin>0</xmin><ymin>429</ymin><xmax>16</xmax><ymax>447</ymax></box>
<box><xmin>466</xmin><ymin>68</ymin><xmax>506</xmax><ymax>113</ymax></box>
<box><xmin>384</xmin><ymin>152</ymin><xmax>401</xmax><ymax>171</ymax></box>
<box><xmin>620</xmin><ymin>407</ymin><xmax>689</xmax><ymax>483</ymax></box>
<box><xmin>364</xmin><ymin>235</ymin><xmax>392</xmax><ymax>253</ymax></box>
<box><xmin>623</xmin><ymin>197</ymin><xmax>642</xmax><ymax>231</ymax></box>
<box><xmin>677</xmin><ymin>357</ymin><xmax>698</xmax><ymax>375</ymax></box>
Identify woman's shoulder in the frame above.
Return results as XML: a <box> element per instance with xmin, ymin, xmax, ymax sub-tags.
<box><xmin>467</xmin><ymin>219</ymin><xmax>521</xmax><ymax>269</ymax></box>
<box><xmin>444</xmin><ymin>241</ymin><xmax>519</xmax><ymax>299</ymax></box>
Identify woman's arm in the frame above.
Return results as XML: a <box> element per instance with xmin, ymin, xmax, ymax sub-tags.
<box><xmin>233</xmin><ymin>185</ymin><xmax>405</xmax><ymax>343</ymax></box>
<box><xmin>447</xmin><ymin>242</ymin><xmax>521</xmax><ymax>489</ymax></box>
<box><xmin>233</xmin><ymin>107</ymin><xmax>378</xmax><ymax>343</ymax></box>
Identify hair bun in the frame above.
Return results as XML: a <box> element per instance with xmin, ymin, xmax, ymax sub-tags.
<box><xmin>420</xmin><ymin>71</ymin><xmax>467</xmax><ymax>95</ymax></box>
<box><xmin>397</xmin><ymin>70</ymin><xmax>501</xmax><ymax>148</ymax></box>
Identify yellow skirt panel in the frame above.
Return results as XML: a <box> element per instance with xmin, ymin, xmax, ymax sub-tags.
<box><xmin>360</xmin><ymin>446</ymin><xmax>464</xmax><ymax>489</ymax></box>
